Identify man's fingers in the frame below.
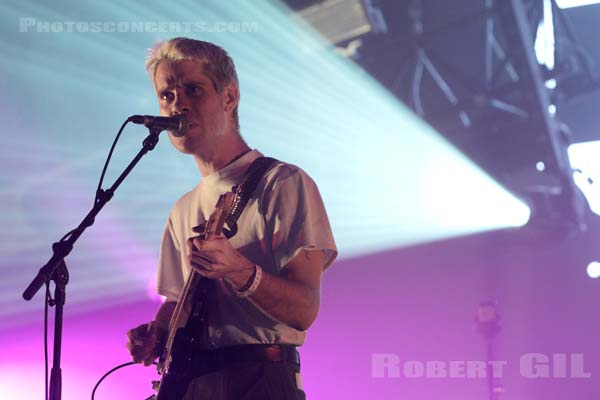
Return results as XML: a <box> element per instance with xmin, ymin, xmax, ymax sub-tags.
<box><xmin>195</xmin><ymin>269</ymin><xmax>220</xmax><ymax>279</ymax></box>
<box><xmin>125</xmin><ymin>321</ymin><xmax>167</xmax><ymax>366</ymax></box>
<box><xmin>126</xmin><ymin>339</ymin><xmax>147</xmax><ymax>352</ymax></box>
<box><xmin>126</xmin><ymin>322</ymin><xmax>161</xmax><ymax>361</ymax></box>
<box><xmin>192</xmin><ymin>223</ymin><xmax>206</xmax><ymax>234</ymax></box>
<box><xmin>187</xmin><ymin>234</ymin><xmax>225</xmax><ymax>258</ymax></box>
<box><xmin>142</xmin><ymin>356</ymin><xmax>156</xmax><ymax>366</ymax></box>
<box><xmin>188</xmin><ymin>223</ymin><xmax>207</xmax><ymax>250</ymax></box>
<box><xmin>190</xmin><ymin>252</ymin><xmax>215</xmax><ymax>265</ymax></box>
<box><xmin>192</xmin><ymin>236</ymin><xmax>204</xmax><ymax>250</ymax></box>
<box><xmin>188</xmin><ymin>256</ymin><xmax>221</xmax><ymax>279</ymax></box>
<box><xmin>191</xmin><ymin>235</ymin><xmax>225</xmax><ymax>250</ymax></box>
<box><xmin>129</xmin><ymin>342</ymin><xmax>158</xmax><ymax>364</ymax></box>
<box><xmin>186</xmin><ymin>234</ymin><xmax>217</xmax><ymax>253</ymax></box>
<box><xmin>186</xmin><ymin>236</ymin><xmax>199</xmax><ymax>253</ymax></box>
<box><xmin>126</xmin><ymin>323</ymin><xmax>148</xmax><ymax>340</ymax></box>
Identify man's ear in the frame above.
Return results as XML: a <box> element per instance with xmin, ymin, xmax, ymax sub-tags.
<box><xmin>222</xmin><ymin>82</ymin><xmax>239</xmax><ymax>111</ymax></box>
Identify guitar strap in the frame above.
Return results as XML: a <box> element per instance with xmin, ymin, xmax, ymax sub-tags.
<box><xmin>189</xmin><ymin>156</ymin><xmax>278</xmax><ymax>346</ymax></box>
<box><xmin>224</xmin><ymin>156</ymin><xmax>278</xmax><ymax>239</ymax></box>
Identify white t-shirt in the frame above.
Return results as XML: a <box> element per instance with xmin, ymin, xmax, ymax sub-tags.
<box><xmin>157</xmin><ymin>150</ymin><xmax>337</xmax><ymax>348</ymax></box>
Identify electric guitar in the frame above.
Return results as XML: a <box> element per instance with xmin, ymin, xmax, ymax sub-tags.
<box><xmin>152</xmin><ymin>191</ymin><xmax>236</xmax><ymax>400</ymax></box>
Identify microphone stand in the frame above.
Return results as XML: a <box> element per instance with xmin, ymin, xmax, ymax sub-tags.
<box><xmin>22</xmin><ymin>128</ymin><xmax>162</xmax><ymax>400</ymax></box>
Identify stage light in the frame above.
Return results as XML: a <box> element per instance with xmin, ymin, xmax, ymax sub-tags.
<box><xmin>545</xmin><ymin>78</ymin><xmax>557</xmax><ymax>89</ymax></box>
<box><xmin>556</xmin><ymin>0</ymin><xmax>600</xmax><ymax>8</ymax></box>
<box><xmin>568</xmin><ymin>141</ymin><xmax>600</xmax><ymax>216</ymax></box>
<box><xmin>293</xmin><ymin>0</ymin><xmax>387</xmax><ymax>45</ymax></box>
<box><xmin>0</xmin><ymin>0</ymin><xmax>529</xmax><ymax>332</ymax></box>
<box><xmin>534</xmin><ymin>0</ymin><xmax>556</xmax><ymax>70</ymax></box>
<box><xmin>586</xmin><ymin>262</ymin><xmax>600</xmax><ymax>278</ymax></box>
<box><xmin>536</xmin><ymin>161</ymin><xmax>546</xmax><ymax>172</ymax></box>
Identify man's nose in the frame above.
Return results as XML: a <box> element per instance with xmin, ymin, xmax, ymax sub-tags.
<box><xmin>172</xmin><ymin>90</ymin><xmax>190</xmax><ymax>114</ymax></box>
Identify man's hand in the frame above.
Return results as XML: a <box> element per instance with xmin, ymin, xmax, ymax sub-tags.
<box><xmin>186</xmin><ymin>231</ymin><xmax>255</xmax><ymax>290</ymax></box>
<box><xmin>125</xmin><ymin>321</ymin><xmax>166</xmax><ymax>366</ymax></box>
<box><xmin>186</xmin><ymin>225</ymin><xmax>325</xmax><ymax>331</ymax></box>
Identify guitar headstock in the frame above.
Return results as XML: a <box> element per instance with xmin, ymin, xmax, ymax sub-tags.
<box><xmin>203</xmin><ymin>191</ymin><xmax>236</xmax><ymax>240</ymax></box>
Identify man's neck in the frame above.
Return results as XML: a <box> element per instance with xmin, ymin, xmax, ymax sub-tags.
<box><xmin>193</xmin><ymin>134</ymin><xmax>251</xmax><ymax>177</ymax></box>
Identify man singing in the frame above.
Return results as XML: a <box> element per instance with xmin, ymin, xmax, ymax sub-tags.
<box><xmin>126</xmin><ymin>37</ymin><xmax>337</xmax><ymax>399</ymax></box>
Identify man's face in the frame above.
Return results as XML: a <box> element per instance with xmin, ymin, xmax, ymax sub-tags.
<box><xmin>153</xmin><ymin>59</ymin><xmax>236</xmax><ymax>155</ymax></box>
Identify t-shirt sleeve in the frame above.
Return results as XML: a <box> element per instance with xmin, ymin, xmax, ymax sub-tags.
<box><xmin>156</xmin><ymin>216</ymin><xmax>185</xmax><ymax>302</ymax></box>
<box><xmin>263</xmin><ymin>166</ymin><xmax>337</xmax><ymax>272</ymax></box>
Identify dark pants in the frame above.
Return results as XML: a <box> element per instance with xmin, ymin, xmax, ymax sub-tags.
<box><xmin>182</xmin><ymin>361</ymin><xmax>306</xmax><ymax>400</ymax></box>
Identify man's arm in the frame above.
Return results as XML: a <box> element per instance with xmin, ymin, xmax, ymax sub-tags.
<box><xmin>154</xmin><ymin>300</ymin><xmax>177</xmax><ymax>329</ymax></box>
<box><xmin>188</xmin><ymin>234</ymin><xmax>325</xmax><ymax>331</ymax></box>
<box><xmin>244</xmin><ymin>249</ymin><xmax>324</xmax><ymax>331</ymax></box>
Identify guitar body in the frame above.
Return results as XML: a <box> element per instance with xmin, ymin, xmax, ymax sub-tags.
<box><xmin>153</xmin><ymin>191</ymin><xmax>236</xmax><ymax>400</ymax></box>
<box><xmin>153</xmin><ymin>313</ymin><xmax>202</xmax><ymax>399</ymax></box>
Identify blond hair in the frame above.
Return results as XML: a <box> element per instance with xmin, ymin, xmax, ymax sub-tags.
<box><xmin>146</xmin><ymin>37</ymin><xmax>240</xmax><ymax>131</ymax></box>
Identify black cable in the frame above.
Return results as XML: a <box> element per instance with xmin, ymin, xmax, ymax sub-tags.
<box><xmin>95</xmin><ymin>119</ymin><xmax>131</xmax><ymax>205</ymax></box>
<box><xmin>91</xmin><ymin>361</ymin><xmax>157</xmax><ymax>400</ymax></box>
<box><xmin>57</xmin><ymin>119</ymin><xmax>130</xmax><ymax>244</ymax></box>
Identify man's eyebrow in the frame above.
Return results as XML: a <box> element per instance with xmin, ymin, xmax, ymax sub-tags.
<box><xmin>156</xmin><ymin>85</ymin><xmax>171</xmax><ymax>94</ymax></box>
<box><xmin>156</xmin><ymin>78</ymin><xmax>206</xmax><ymax>91</ymax></box>
<box><xmin>183</xmin><ymin>80</ymin><xmax>206</xmax><ymax>87</ymax></box>
<box><xmin>160</xmin><ymin>76</ymin><xmax>176</xmax><ymax>87</ymax></box>
<box><xmin>155</xmin><ymin>77</ymin><xmax>175</xmax><ymax>93</ymax></box>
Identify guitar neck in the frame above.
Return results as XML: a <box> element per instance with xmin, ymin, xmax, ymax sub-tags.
<box><xmin>159</xmin><ymin>191</ymin><xmax>236</xmax><ymax>370</ymax></box>
<box><xmin>167</xmin><ymin>195</ymin><xmax>230</xmax><ymax>332</ymax></box>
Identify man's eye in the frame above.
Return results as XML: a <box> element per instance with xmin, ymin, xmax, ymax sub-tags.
<box><xmin>187</xmin><ymin>86</ymin><xmax>202</xmax><ymax>95</ymax></box>
<box><xmin>160</xmin><ymin>92</ymin><xmax>174</xmax><ymax>101</ymax></box>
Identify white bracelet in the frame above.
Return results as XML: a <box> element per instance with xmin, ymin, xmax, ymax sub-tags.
<box><xmin>235</xmin><ymin>265</ymin><xmax>263</xmax><ymax>298</ymax></box>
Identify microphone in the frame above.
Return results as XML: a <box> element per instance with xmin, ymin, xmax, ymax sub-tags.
<box><xmin>128</xmin><ymin>114</ymin><xmax>188</xmax><ymax>137</ymax></box>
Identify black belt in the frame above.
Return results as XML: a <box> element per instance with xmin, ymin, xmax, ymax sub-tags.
<box><xmin>170</xmin><ymin>344</ymin><xmax>301</xmax><ymax>377</ymax></box>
